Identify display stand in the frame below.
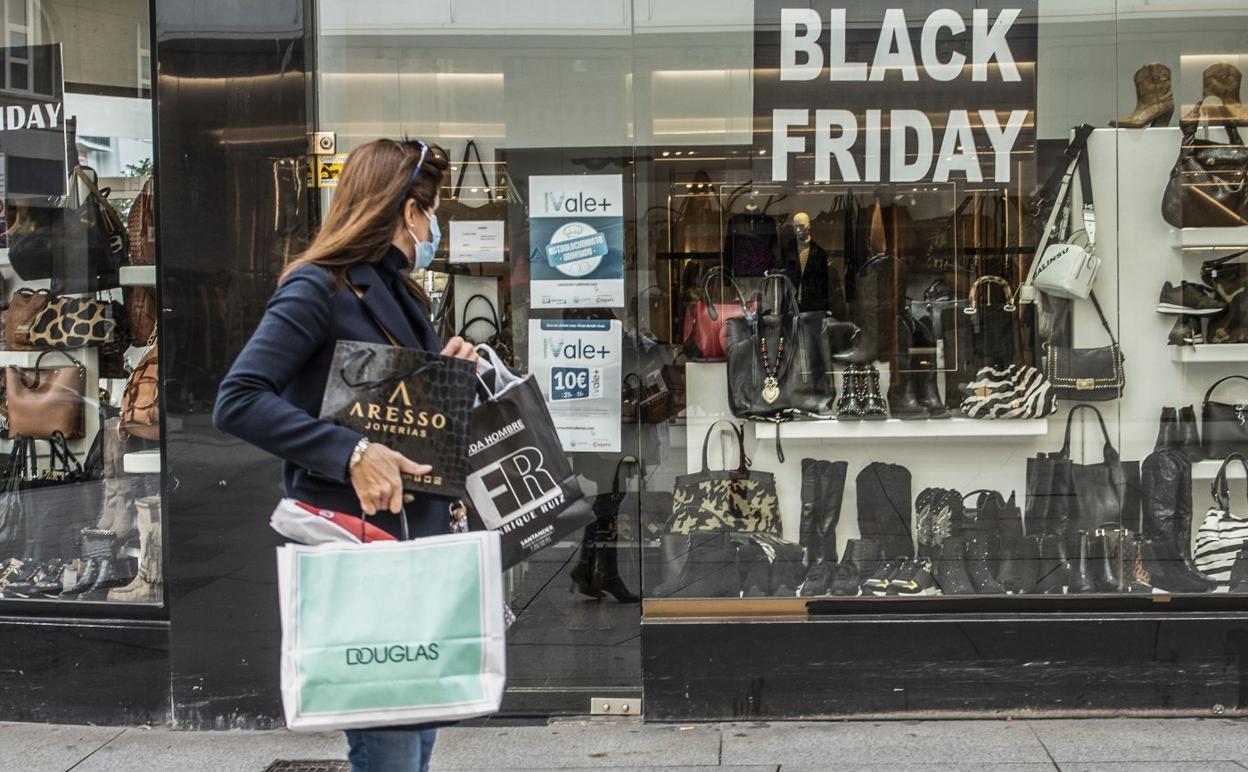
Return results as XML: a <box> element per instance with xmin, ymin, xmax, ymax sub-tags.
<box><xmin>123</xmin><ymin>449</ymin><xmax>161</xmax><ymax>475</ymax></box>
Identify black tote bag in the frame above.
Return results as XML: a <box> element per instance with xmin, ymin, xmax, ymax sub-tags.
<box><xmin>1057</xmin><ymin>405</ymin><xmax>1141</xmax><ymax>542</ymax></box>
<box><xmin>1201</xmin><ymin>375</ymin><xmax>1248</xmax><ymax>458</ymax></box>
<box><xmin>464</xmin><ymin>345</ymin><xmax>594</xmax><ymax>569</ymax></box>
<box><xmin>22</xmin><ymin>433</ymin><xmax>102</xmax><ymax>560</ymax></box>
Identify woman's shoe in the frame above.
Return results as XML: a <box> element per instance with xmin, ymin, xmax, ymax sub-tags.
<box><xmin>569</xmin><ymin>560</ymin><xmax>604</xmax><ymax>599</ymax></box>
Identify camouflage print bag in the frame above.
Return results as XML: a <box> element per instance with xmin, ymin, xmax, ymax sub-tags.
<box><xmin>668</xmin><ymin>420</ymin><xmax>781</xmax><ymax>535</ymax></box>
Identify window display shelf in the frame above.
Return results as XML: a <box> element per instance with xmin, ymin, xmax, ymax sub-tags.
<box><xmin>1173</xmin><ymin>226</ymin><xmax>1248</xmax><ymax>251</ymax></box>
<box><xmin>752</xmin><ymin>417</ymin><xmax>1048</xmax><ymax>440</ymax></box>
<box><xmin>1193</xmin><ymin>460</ymin><xmax>1246</xmax><ymax>480</ymax></box>
<box><xmin>119</xmin><ymin>265</ymin><xmax>156</xmax><ymax>286</ymax></box>
<box><xmin>1170</xmin><ymin>344</ymin><xmax>1248</xmax><ymax>363</ymax></box>
<box><xmin>123</xmin><ymin>450</ymin><xmax>161</xmax><ymax>475</ymax></box>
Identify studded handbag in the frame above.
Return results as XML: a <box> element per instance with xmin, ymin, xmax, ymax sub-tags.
<box><xmin>1043</xmin><ymin>291</ymin><xmax>1124</xmax><ymax>401</ymax></box>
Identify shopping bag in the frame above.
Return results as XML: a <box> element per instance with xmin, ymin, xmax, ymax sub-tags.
<box><xmin>319</xmin><ymin>340</ymin><xmax>476</xmax><ymax>497</ymax></box>
<box><xmin>464</xmin><ymin>344</ymin><xmax>595</xmax><ymax>568</ymax></box>
<box><xmin>277</xmin><ymin>530</ymin><xmax>506</xmax><ymax>731</ymax></box>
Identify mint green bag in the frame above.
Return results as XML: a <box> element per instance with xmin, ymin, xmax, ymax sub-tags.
<box><xmin>277</xmin><ymin>530</ymin><xmax>505</xmax><ymax>731</ymax></box>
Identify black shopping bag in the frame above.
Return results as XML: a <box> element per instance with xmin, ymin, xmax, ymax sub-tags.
<box><xmin>320</xmin><ymin>340</ymin><xmax>476</xmax><ymax>497</ymax></box>
<box><xmin>464</xmin><ymin>345</ymin><xmax>594</xmax><ymax>568</ymax></box>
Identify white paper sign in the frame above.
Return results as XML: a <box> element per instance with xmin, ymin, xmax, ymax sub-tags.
<box><xmin>527</xmin><ymin>318</ymin><xmax>622</xmax><ymax>452</ymax></box>
<box><xmin>450</xmin><ymin>220</ymin><xmax>505</xmax><ymax>263</ymax></box>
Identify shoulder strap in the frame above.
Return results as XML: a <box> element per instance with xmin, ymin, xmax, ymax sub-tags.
<box><xmin>1204</xmin><ymin>374</ymin><xmax>1248</xmax><ymax>403</ymax></box>
<box><xmin>343</xmin><ymin>277</ymin><xmax>402</xmax><ymax>348</ymax></box>
<box><xmin>699</xmin><ymin>419</ymin><xmax>748</xmax><ymax>474</ymax></box>
<box><xmin>1087</xmin><ymin>290</ymin><xmax>1119</xmax><ymax>347</ymax></box>
<box><xmin>1212</xmin><ymin>452</ymin><xmax>1248</xmax><ymax>512</ymax></box>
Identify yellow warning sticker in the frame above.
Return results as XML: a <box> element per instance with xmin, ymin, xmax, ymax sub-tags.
<box><xmin>318</xmin><ymin>154</ymin><xmax>348</xmax><ymax>188</ymax></box>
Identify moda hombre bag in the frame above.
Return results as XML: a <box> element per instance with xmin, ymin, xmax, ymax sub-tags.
<box><xmin>1201</xmin><ymin>375</ymin><xmax>1248</xmax><ymax>459</ymax></box>
<box><xmin>1162</xmin><ymin>102</ymin><xmax>1248</xmax><ymax>228</ymax></box>
<box><xmin>320</xmin><ymin>340</ymin><xmax>476</xmax><ymax>498</ymax></box>
<box><xmin>668</xmin><ymin>420</ymin><xmax>781</xmax><ymax>535</ymax></box>
<box><xmin>959</xmin><ymin>364</ymin><xmax>1058</xmax><ymax>419</ymax></box>
<box><xmin>1044</xmin><ymin>291</ymin><xmax>1125</xmax><ymax>401</ymax></box>
<box><xmin>277</xmin><ymin>530</ymin><xmax>505</xmax><ymax>730</ymax></box>
<box><xmin>5</xmin><ymin>350</ymin><xmax>87</xmax><ymax>439</ymax></box>
<box><xmin>464</xmin><ymin>345</ymin><xmax>594</xmax><ymax>569</ymax></box>
<box><xmin>1194</xmin><ymin>453</ymin><xmax>1248</xmax><ymax>585</ymax></box>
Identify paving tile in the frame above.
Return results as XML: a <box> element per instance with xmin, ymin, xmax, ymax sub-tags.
<box><xmin>779</xmin><ymin>766</ymin><xmax>1054</xmax><ymax>772</ymax></box>
<box><xmin>720</xmin><ymin>720</ymin><xmax>1051</xmax><ymax>766</ymax></box>
<box><xmin>430</xmin><ymin>721</ymin><xmax>721</xmax><ymax>769</ymax></box>
<box><xmin>0</xmin><ymin>722</ymin><xmax>122</xmax><ymax>772</ymax></box>
<box><xmin>1058</xmin><ymin>763</ymin><xmax>1245</xmax><ymax>772</ymax></box>
<box><xmin>72</xmin><ymin>727</ymin><xmax>346</xmax><ymax>772</ymax></box>
<box><xmin>1028</xmin><ymin>718</ymin><xmax>1248</xmax><ymax>762</ymax></box>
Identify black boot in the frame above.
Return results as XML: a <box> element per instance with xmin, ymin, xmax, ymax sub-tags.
<box><xmin>738</xmin><ymin>540</ymin><xmax>771</xmax><ymax>597</ymax></box>
<box><xmin>911</xmin><ymin>314</ymin><xmax>949</xmax><ymax>418</ymax></box>
<box><xmin>1070</xmin><ymin>531</ymin><xmax>1098</xmax><ymax>593</ymax></box>
<box><xmin>1177</xmin><ymin>405</ymin><xmax>1205</xmax><ymax>461</ymax></box>
<box><xmin>964</xmin><ymin>538</ymin><xmax>1006</xmax><ymax>594</ymax></box>
<box><xmin>817</xmin><ymin>460</ymin><xmax>847</xmax><ymax>563</ymax></box>
<box><xmin>831</xmin><ymin>538</ymin><xmax>881</xmax><ymax>596</ymax></box>
<box><xmin>1035</xmin><ymin>535</ymin><xmax>1070</xmax><ymax>594</ymax></box>
<box><xmin>859</xmin><ymin>364</ymin><xmax>889</xmax><ymax>420</ymax></box>
<box><xmin>836</xmin><ymin>366</ymin><xmax>863</xmax><ymax>421</ymax></box>
<box><xmin>933</xmin><ymin>537</ymin><xmax>975</xmax><ymax>595</ymax></box>
<box><xmin>600</xmin><ymin>544</ymin><xmax>640</xmax><ymax>603</ymax></box>
<box><xmin>1141</xmin><ymin>449</ymin><xmax>1218</xmax><ymax>590</ymax></box>
<box><xmin>1140</xmin><ymin>540</ymin><xmax>1211</xmax><ymax>593</ymax></box>
<box><xmin>1154</xmin><ymin>407</ymin><xmax>1179</xmax><ymax>454</ymax></box>
<box><xmin>835</xmin><ymin>256</ymin><xmax>884</xmax><ymax>365</ymax></box>
<box><xmin>1092</xmin><ymin>533</ymin><xmax>1122</xmax><ymax>592</ymax></box>
<box><xmin>913</xmin><ymin>487</ymin><xmax>938</xmax><ymax>558</ymax></box>
<box><xmin>798</xmin><ymin>458</ymin><xmax>821</xmax><ymax>565</ymax></box>
<box><xmin>888</xmin><ymin>315</ymin><xmax>927</xmax><ymax>420</ymax></box>
<box><xmin>999</xmin><ymin>537</ymin><xmax>1040</xmax><ymax>594</ymax></box>
<box><xmin>856</xmin><ymin>462</ymin><xmax>913</xmax><ymax>560</ymax></box>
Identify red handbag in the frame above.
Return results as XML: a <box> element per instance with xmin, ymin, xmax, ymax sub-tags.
<box><xmin>681</xmin><ymin>267</ymin><xmax>752</xmax><ymax>361</ymax></box>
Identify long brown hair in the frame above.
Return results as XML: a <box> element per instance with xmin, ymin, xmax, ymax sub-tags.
<box><xmin>283</xmin><ymin>139</ymin><xmax>449</xmax><ymax>309</ymax></box>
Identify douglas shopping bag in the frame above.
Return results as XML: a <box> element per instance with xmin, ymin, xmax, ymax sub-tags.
<box><xmin>464</xmin><ymin>344</ymin><xmax>595</xmax><ymax>568</ymax></box>
<box><xmin>277</xmin><ymin>530</ymin><xmax>506</xmax><ymax>731</ymax></box>
<box><xmin>320</xmin><ymin>340</ymin><xmax>476</xmax><ymax>497</ymax></box>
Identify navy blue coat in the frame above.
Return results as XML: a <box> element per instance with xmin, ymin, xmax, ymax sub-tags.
<box><xmin>213</xmin><ymin>251</ymin><xmax>453</xmax><ymax>539</ymax></box>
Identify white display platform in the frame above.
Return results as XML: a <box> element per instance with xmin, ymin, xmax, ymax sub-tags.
<box><xmin>123</xmin><ymin>450</ymin><xmax>161</xmax><ymax>475</ymax></box>
<box><xmin>752</xmin><ymin>418</ymin><xmax>1048</xmax><ymax>440</ymax></box>
<box><xmin>119</xmin><ymin>265</ymin><xmax>157</xmax><ymax>286</ymax></box>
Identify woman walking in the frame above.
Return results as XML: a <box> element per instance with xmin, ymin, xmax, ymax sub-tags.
<box><xmin>214</xmin><ymin>139</ymin><xmax>475</xmax><ymax>772</ymax></box>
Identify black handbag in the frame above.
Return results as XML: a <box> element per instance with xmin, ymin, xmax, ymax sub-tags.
<box><xmin>1055</xmin><ymin>405</ymin><xmax>1142</xmax><ymax>541</ymax></box>
<box><xmin>725</xmin><ymin>272</ymin><xmax>851</xmax><ymax>420</ymax></box>
<box><xmin>1162</xmin><ymin>102</ymin><xmax>1248</xmax><ymax>228</ymax></box>
<box><xmin>1201</xmin><ymin>250</ymin><xmax>1248</xmax><ymax>344</ymax></box>
<box><xmin>1201</xmin><ymin>375</ymin><xmax>1248</xmax><ymax>459</ymax></box>
<box><xmin>1043</xmin><ymin>291</ymin><xmax>1124</xmax><ymax>401</ymax></box>
<box><xmin>22</xmin><ymin>432</ymin><xmax>102</xmax><ymax>560</ymax></box>
<box><xmin>653</xmin><ymin>530</ymin><xmax>740</xmax><ymax>598</ymax></box>
<box><xmin>456</xmin><ymin>293</ymin><xmax>513</xmax><ymax>366</ymax></box>
<box><xmin>669</xmin><ymin>420</ymin><xmax>780</xmax><ymax>535</ymax></box>
<box><xmin>437</xmin><ymin>140</ymin><xmax>509</xmax><ymax>260</ymax></box>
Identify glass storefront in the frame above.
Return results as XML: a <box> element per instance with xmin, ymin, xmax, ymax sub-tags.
<box><xmin>0</xmin><ymin>0</ymin><xmax>161</xmax><ymax>607</ymax></box>
<box><xmin>315</xmin><ymin>0</ymin><xmax>1248</xmax><ymax>705</ymax></box>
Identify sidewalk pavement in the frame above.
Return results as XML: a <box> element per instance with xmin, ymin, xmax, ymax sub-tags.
<box><xmin>5</xmin><ymin>717</ymin><xmax>1248</xmax><ymax>771</ymax></box>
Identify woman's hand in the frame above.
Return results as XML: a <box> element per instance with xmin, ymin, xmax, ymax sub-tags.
<box><xmin>441</xmin><ymin>335</ymin><xmax>479</xmax><ymax>364</ymax></box>
<box><xmin>350</xmin><ymin>443</ymin><xmax>431</xmax><ymax>515</ymax></box>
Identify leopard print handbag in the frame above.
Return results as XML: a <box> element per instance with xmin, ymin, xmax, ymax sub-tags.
<box><xmin>27</xmin><ymin>296</ymin><xmax>118</xmax><ymax>349</ymax></box>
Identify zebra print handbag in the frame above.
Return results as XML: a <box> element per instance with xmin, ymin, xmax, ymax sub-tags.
<box><xmin>1194</xmin><ymin>453</ymin><xmax>1248</xmax><ymax>585</ymax></box>
<box><xmin>960</xmin><ymin>364</ymin><xmax>1058</xmax><ymax>419</ymax></box>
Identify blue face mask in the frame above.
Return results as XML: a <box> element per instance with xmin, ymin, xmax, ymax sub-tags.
<box><xmin>411</xmin><ymin>210</ymin><xmax>440</xmax><ymax>269</ymax></box>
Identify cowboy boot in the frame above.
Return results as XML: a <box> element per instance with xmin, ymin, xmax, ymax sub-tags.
<box><xmin>1200</xmin><ymin>62</ymin><xmax>1248</xmax><ymax>125</ymax></box>
<box><xmin>95</xmin><ymin>417</ymin><xmax>131</xmax><ymax>535</ymax></box>
<box><xmin>1153</xmin><ymin>407</ymin><xmax>1179</xmax><ymax>455</ymax></box>
<box><xmin>1141</xmin><ymin>449</ymin><xmax>1218</xmax><ymax>590</ymax></box>
<box><xmin>108</xmin><ymin>496</ymin><xmax>163</xmax><ymax>603</ymax></box>
<box><xmin>1110</xmin><ymin>62</ymin><xmax>1175</xmax><ymax>128</ymax></box>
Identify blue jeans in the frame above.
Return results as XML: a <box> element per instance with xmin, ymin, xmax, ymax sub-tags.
<box><xmin>345</xmin><ymin>728</ymin><xmax>437</xmax><ymax>772</ymax></box>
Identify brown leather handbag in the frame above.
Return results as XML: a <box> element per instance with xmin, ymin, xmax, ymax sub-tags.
<box><xmin>125</xmin><ymin>177</ymin><xmax>157</xmax><ymax>342</ymax></box>
<box><xmin>5</xmin><ymin>350</ymin><xmax>87</xmax><ymax>438</ymax></box>
<box><xmin>1162</xmin><ymin>103</ymin><xmax>1248</xmax><ymax>228</ymax></box>
<box><xmin>2</xmin><ymin>289</ymin><xmax>52</xmax><ymax>351</ymax></box>
<box><xmin>122</xmin><ymin>341</ymin><xmax>160</xmax><ymax>440</ymax></box>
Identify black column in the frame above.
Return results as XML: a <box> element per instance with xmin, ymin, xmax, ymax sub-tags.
<box><xmin>154</xmin><ymin>0</ymin><xmax>312</xmax><ymax>728</ymax></box>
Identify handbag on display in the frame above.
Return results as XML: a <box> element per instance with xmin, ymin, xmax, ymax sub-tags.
<box><xmin>27</xmin><ymin>295</ymin><xmax>118</xmax><ymax>349</ymax></box>
<box><xmin>456</xmin><ymin>293</ymin><xmax>512</xmax><ymax>366</ymax></box>
<box><xmin>122</xmin><ymin>335</ymin><xmax>160</xmax><ymax>440</ymax></box>
<box><xmin>2</xmin><ymin>289</ymin><xmax>53</xmax><ymax>351</ymax></box>
<box><xmin>1200</xmin><ymin>250</ymin><xmax>1248</xmax><ymax>345</ymax></box>
<box><xmin>125</xmin><ymin>177</ymin><xmax>158</xmax><ymax>344</ymax></box>
<box><xmin>959</xmin><ymin>364</ymin><xmax>1058</xmax><ymax>419</ymax></box>
<box><xmin>724</xmin><ymin>272</ymin><xmax>848</xmax><ymax>420</ymax></box>
<box><xmin>1162</xmin><ymin>102</ymin><xmax>1248</xmax><ymax>228</ymax></box>
<box><xmin>681</xmin><ymin>266</ymin><xmax>750</xmax><ymax>362</ymax></box>
<box><xmin>0</xmin><ymin>436</ymin><xmax>31</xmax><ymax>556</ymax></box>
<box><xmin>1200</xmin><ymin>375</ymin><xmax>1248</xmax><ymax>459</ymax></box>
<box><xmin>1194</xmin><ymin>453</ymin><xmax>1248</xmax><ymax>585</ymax></box>
<box><xmin>21</xmin><ymin>432</ymin><xmax>101</xmax><ymax>561</ymax></box>
<box><xmin>672</xmin><ymin>169</ymin><xmax>720</xmax><ymax>254</ymax></box>
<box><xmin>1027</xmin><ymin>125</ymin><xmax>1101</xmax><ymax>301</ymax></box>
<box><xmin>1043</xmin><ymin>291</ymin><xmax>1125</xmax><ymax>401</ymax></box>
<box><xmin>668</xmin><ymin>420</ymin><xmax>781</xmax><ymax>535</ymax></box>
<box><xmin>5</xmin><ymin>350</ymin><xmax>87</xmax><ymax>439</ymax></box>
<box><xmin>436</xmin><ymin>140</ymin><xmax>509</xmax><ymax>261</ymax></box>
<box><xmin>652</xmin><ymin>530</ymin><xmax>741</xmax><ymax>598</ymax></box>
<box><xmin>963</xmin><ymin>274</ymin><xmax>1022</xmax><ymax>370</ymax></box>
<box><xmin>320</xmin><ymin>340</ymin><xmax>476</xmax><ymax>498</ymax></box>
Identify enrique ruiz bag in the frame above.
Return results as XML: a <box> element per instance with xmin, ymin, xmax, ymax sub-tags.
<box><xmin>5</xmin><ymin>350</ymin><xmax>87</xmax><ymax>439</ymax></box>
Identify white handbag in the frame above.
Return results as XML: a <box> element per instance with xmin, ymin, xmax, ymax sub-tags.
<box><xmin>1031</xmin><ymin>237</ymin><xmax>1101</xmax><ymax>300</ymax></box>
<box><xmin>1193</xmin><ymin>453</ymin><xmax>1248</xmax><ymax>586</ymax></box>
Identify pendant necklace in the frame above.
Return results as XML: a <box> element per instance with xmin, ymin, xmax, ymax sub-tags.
<box><xmin>759</xmin><ymin>333</ymin><xmax>784</xmax><ymax>404</ymax></box>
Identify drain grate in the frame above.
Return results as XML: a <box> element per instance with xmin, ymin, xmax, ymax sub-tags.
<box><xmin>263</xmin><ymin>762</ymin><xmax>349</xmax><ymax>772</ymax></box>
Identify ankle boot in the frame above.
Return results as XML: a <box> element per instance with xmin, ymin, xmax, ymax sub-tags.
<box><xmin>1177</xmin><ymin>406</ymin><xmax>1205</xmax><ymax>462</ymax></box>
<box><xmin>964</xmin><ymin>537</ymin><xmax>1006</xmax><ymax>594</ymax></box>
<box><xmin>908</xmin><ymin>313</ymin><xmax>948</xmax><ymax>418</ymax></box>
<box><xmin>830</xmin><ymin>538</ymin><xmax>881</xmax><ymax>596</ymax></box>
<box><xmin>1110</xmin><ymin>62</ymin><xmax>1175</xmax><ymax>128</ymax></box>
<box><xmin>1200</xmin><ymin>62</ymin><xmax>1248</xmax><ymax>126</ymax></box>
<box><xmin>836</xmin><ymin>367</ymin><xmax>863</xmax><ymax>421</ymax></box>
<box><xmin>1123</xmin><ymin>540</ymin><xmax>1155</xmax><ymax>593</ymax></box>
<box><xmin>859</xmin><ymin>364</ymin><xmax>889</xmax><ymax>420</ymax></box>
<box><xmin>1141</xmin><ymin>449</ymin><xmax>1218</xmax><ymax>590</ymax></box>
<box><xmin>1070</xmin><ymin>531</ymin><xmax>1098</xmax><ymax>593</ymax></box>
<box><xmin>1035</xmin><ymin>534</ymin><xmax>1070</xmax><ymax>594</ymax></box>
<box><xmin>1092</xmin><ymin>533</ymin><xmax>1122</xmax><ymax>592</ymax></box>
<box><xmin>932</xmin><ymin>537</ymin><xmax>975</xmax><ymax>595</ymax></box>
<box><xmin>1154</xmin><ymin>407</ymin><xmax>1179</xmax><ymax>455</ymax></box>
<box><xmin>1140</xmin><ymin>540</ymin><xmax>1213</xmax><ymax>593</ymax></box>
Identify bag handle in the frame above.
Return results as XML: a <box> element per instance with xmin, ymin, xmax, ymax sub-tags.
<box><xmin>1203</xmin><ymin>374</ymin><xmax>1248</xmax><ymax>404</ymax></box>
<box><xmin>1183</xmin><ymin>99</ymin><xmax>1246</xmax><ymax>144</ymax></box>
<box><xmin>17</xmin><ymin>349</ymin><xmax>85</xmax><ymax>390</ymax></box>
<box><xmin>701</xmin><ymin>266</ymin><xmax>749</xmax><ymax>321</ymax></box>
<box><xmin>459</xmin><ymin>293</ymin><xmax>502</xmax><ymax>333</ymax></box>
<box><xmin>449</xmin><ymin>140</ymin><xmax>493</xmax><ymax>200</ymax></box>
<box><xmin>1201</xmin><ymin>248</ymin><xmax>1248</xmax><ymax>271</ymax></box>
<box><xmin>1212</xmin><ymin>452</ymin><xmax>1248</xmax><ymax>512</ymax></box>
<box><xmin>964</xmin><ymin>275</ymin><xmax>1018</xmax><ymax>315</ymax></box>
<box><xmin>1060</xmin><ymin>403</ymin><xmax>1118</xmax><ymax>462</ymax></box>
<box><xmin>699</xmin><ymin>419</ymin><xmax>748</xmax><ymax>475</ymax></box>
<box><xmin>338</xmin><ymin>346</ymin><xmax>445</xmax><ymax>393</ymax></box>
<box><xmin>611</xmin><ymin>454</ymin><xmax>645</xmax><ymax>496</ymax></box>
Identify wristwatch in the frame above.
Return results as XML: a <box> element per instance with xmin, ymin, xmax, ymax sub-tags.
<box><xmin>349</xmin><ymin>437</ymin><xmax>371</xmax><ymax>470</ymax></box>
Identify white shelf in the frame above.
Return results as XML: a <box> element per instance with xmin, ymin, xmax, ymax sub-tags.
<box><xmin>1170</xmin><ymin>344</ymin><xmax>1248</xmax><ymax>363</ymax></box>
<box><xmin>1172</xmin><ymin>227</ymin><xmax>1248</xmax><ymax>251</ymax></box>
<box><xmin>123</xmin><ymin>450</ymin><xmax>161</xmax><ymax>475</ymax></box>
<box><xmin>119</xmin><ymin>265</ymin><xmax>156</xmax><ymax>286</ymax></box>
<box><xmin>1193</xmin><ymin>459</ymin><xmax>1247</xmax><ymax>480</ymax></box>
<box><xmin>752</xmin><ymin>417</ymin><xmax>1049</xmax><ymax>440</ymax></box>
